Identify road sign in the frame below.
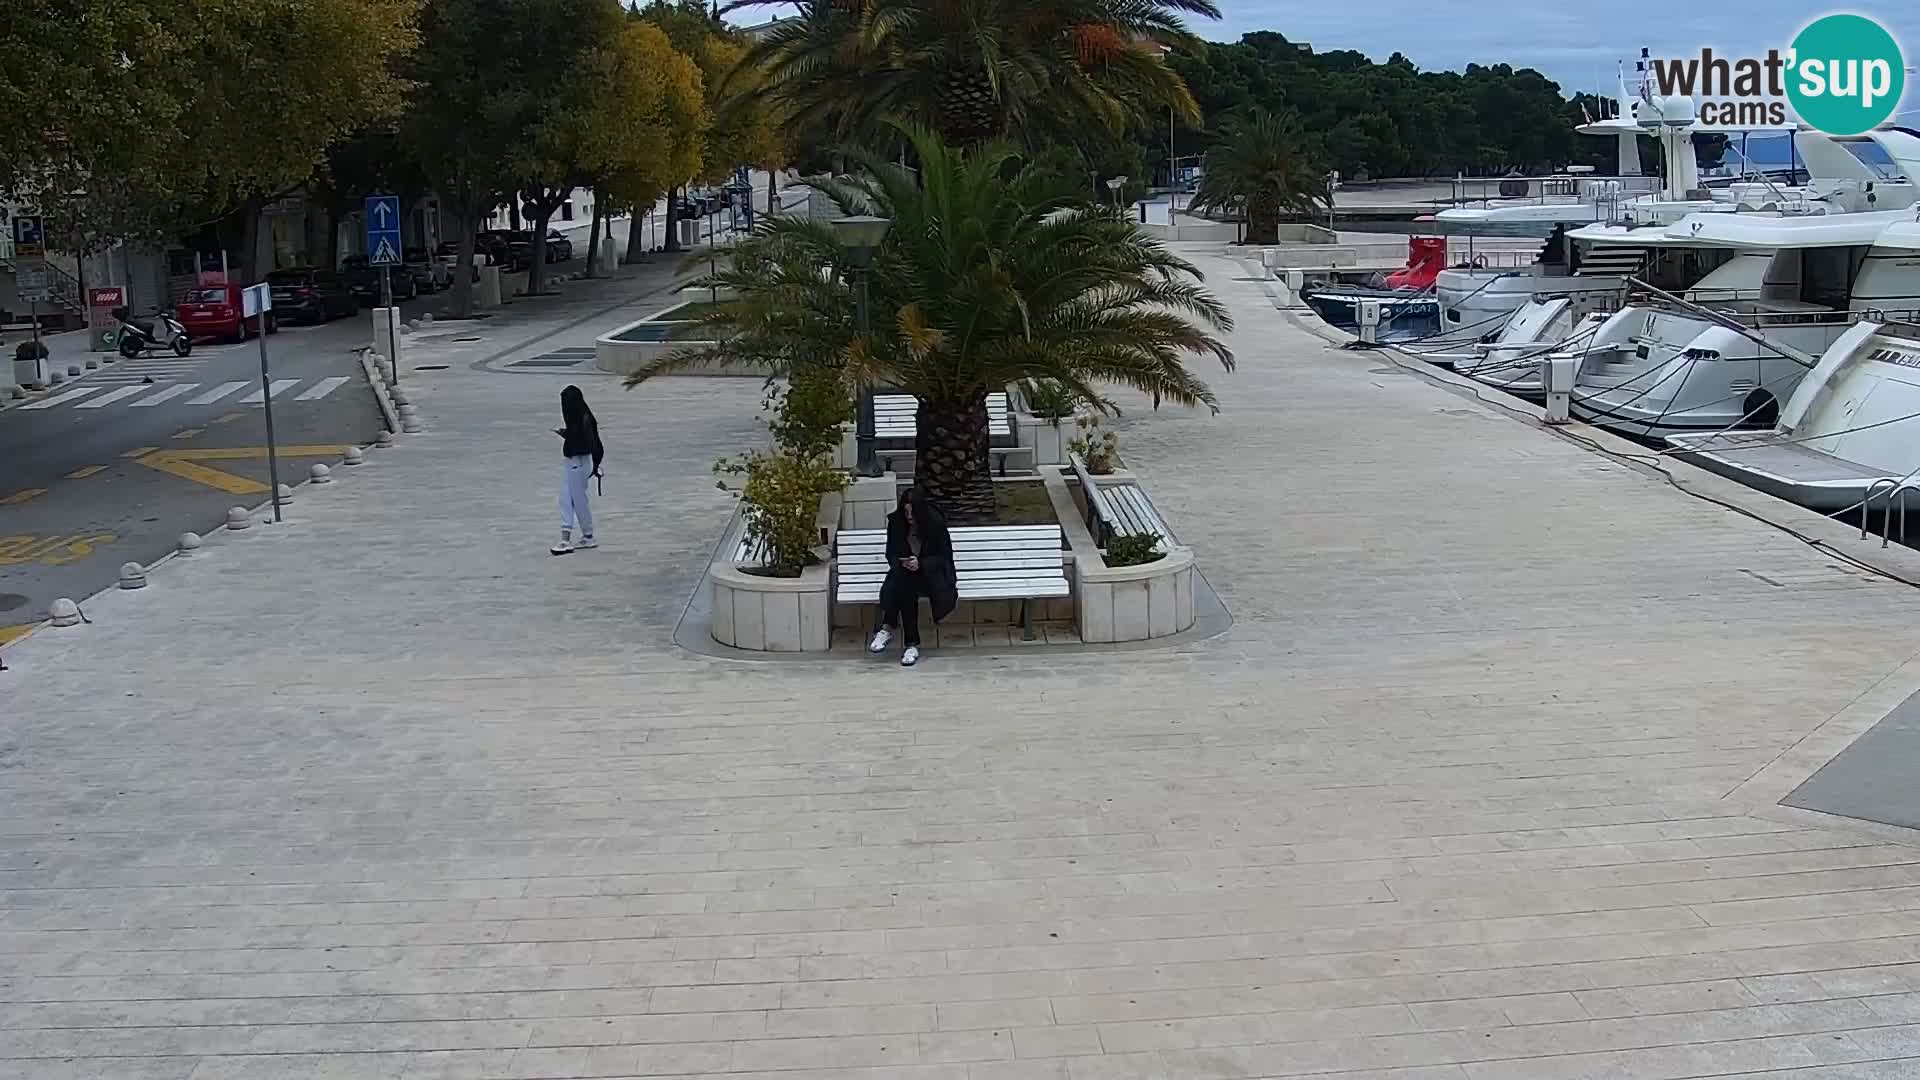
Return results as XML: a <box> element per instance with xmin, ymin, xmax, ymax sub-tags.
<box><xmin>12</xmin><ymin>215</ymin><xmax>45</xmax><ymax>257</ymax></box>
<box><xmin>88</xmin><ymin>287</ymin><xmax>125</xmax><ymax>308</ymax></box>
<box><xmin>242</xmin><ymin>283</ymin><xmax>272</xmax><ymax>318</ymax></box>
<box><xmin>365</xmin><ymin>194</ymin><xmax>402</xmax><ymax>266</ymax></box>
<box><xmin>15</xmin><ymin>263</ymin><xmax>50</xmax><ymax>302</ymax></box>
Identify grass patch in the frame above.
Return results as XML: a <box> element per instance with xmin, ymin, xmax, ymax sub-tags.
<box><xmin>994</xmin><ymin>482</ymin><xmax>1058</xmax><ymax>526</ymax></box>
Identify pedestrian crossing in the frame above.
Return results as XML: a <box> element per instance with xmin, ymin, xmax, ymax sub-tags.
<box><xmin>18</xmin><ymin>377</ymin><xmax>355</xmax><ymax>412</ymax></box>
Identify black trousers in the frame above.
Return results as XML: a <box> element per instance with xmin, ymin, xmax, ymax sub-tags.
<box><xmin>879</xmin><ymin>569</ymin><xmax>929</xmax><ymax>646</ymax></box>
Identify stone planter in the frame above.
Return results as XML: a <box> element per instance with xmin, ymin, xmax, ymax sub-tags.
<box><xmin>710</xmin><ymin>554</ymin><xmax>831</xmax><ymax>652</ymax></box>
<box><xmin>1017</xmin><ymin>413</ymin><xmax>1072</xmax><ymax>466</ymax></box>
<box><xmin>1076</xmin><ymin>546</ymin><xmax>1196</xmax><ymax>644</ymax></box>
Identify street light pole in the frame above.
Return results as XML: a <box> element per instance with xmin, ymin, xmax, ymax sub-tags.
<box><xmin>831</xmin><ymin>215</ymin><xmax>893</xmax><ymax>478</ymax></box>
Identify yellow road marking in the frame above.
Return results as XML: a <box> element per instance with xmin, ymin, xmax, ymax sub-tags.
<box><xmin>0</xmin><ymin>533</ymin><xmax>117</xmax><ymax>567</ymax></box>
<box><xmin>213</xmin><ymin>412</ymin><xmax>248</xmax><ymax>425</ymax></box>
<box><xmin>171</xmin><ymin>428</ymin><xmax>204</xmax><ymax>440</ymax></box>
<box><xmin>0</xmin><ymin>489</ymin><xmax>46</xmax><ymax>506</ymax></box>
<box><xmin>0</xmin><ymin>624</ymin><xmax>32</xmax><ymax>647</ymax></box>
<box><xmin>163</xmin><ymin>445</ymin><xmax>349</xmax><ymax>461</ymax></box>
<box><xmin>129</xmin><ymin>445</ymin><xmax>346</xmax><ymax>495</ymax></box>
<box><xmin>65</xmin><ymin>465</ymin><xmax>108</xmax><ymax>480</ymax></box>
<box><xmin>121</xmin><ymin>446</ymin><xmax>159</xmax><ymax>458</ymax></box>
<box><xmin>136</xmin><ymin>455</ymin><xmax>268</xmax><ymax>496</ymax></box>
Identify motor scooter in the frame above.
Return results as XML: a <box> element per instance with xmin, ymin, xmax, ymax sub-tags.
<box><xmin>113</xmin><ymin>305</ymin><xmax>192</xmax><ymax>359</ymax></box>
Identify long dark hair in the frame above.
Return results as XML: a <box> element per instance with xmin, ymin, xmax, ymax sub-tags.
<box><xmin>896</xmin><ymin>486</ymin><xmax>946</xmax><ymax>532</ymax></box>
<box><xmin>560</xmin><ymin>384</ymin><xmax>594</xmax><ymax>438</ymax></box>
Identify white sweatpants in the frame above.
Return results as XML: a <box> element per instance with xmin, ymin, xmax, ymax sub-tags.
<box><xmin>559</xmin><ymin>455</ymin><xmax>595</xmax><ymax>535</ymax></box>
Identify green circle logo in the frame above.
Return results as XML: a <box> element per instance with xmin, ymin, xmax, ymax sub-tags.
<box><xmin>1787</xmin><ymin>14</ymin><xmax>1906</xmax><ymax>136</ymax></box>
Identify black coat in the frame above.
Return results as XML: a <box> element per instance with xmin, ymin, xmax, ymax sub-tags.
<box><xmin>883</xmin><ymin>508</ymin><xmax>958</xmax><ymax>623</ymax></box>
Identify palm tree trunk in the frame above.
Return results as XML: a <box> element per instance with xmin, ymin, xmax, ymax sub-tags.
<box><xmin>1248</xmin><ymin>189</ymin><xmax>1280</xmax><ymax>245</ymax></box>
<box><xmin>914</xmin><ymin>393</ymin><xmax>996</xmax><ymax>523</ymax></box>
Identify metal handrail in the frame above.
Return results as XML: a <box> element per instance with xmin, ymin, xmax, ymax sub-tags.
<box><xmin>1864</xmin><ymin>479</ymin><xmax>1901</xmax><ymax>541</ymax></box>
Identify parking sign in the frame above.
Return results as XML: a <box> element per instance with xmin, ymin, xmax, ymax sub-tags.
<box><xmin>12</xmin><ymin>216</ymin><xmax>45</xmax><ymax>257</ymax></box>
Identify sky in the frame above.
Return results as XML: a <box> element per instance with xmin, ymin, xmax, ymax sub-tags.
<box><xmin>727</xmin><ymin>2</ymin><xmax>1918</xmax><ymax>120</ymax></box>
<box><xmin>1204</xmin><ymin>1</ymin><xmax>1918</xmax><ymax>118</ymax></box>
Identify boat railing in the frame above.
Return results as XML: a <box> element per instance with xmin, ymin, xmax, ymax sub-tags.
<box><xmin>1449</xmin><ymin>173</ymin><xmax>1661</xmax><ymax>210</ymax></box>
<box><xmin>1865</xmin><ymin>479</ymin><xmax>1920</xmax><ymax>547</ymax></box>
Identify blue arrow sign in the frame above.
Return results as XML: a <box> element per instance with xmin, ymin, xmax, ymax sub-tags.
<box><xmin>364</xmin><ymin>195</ymin><xmax>402</xmax><ymax>266</ymax></box>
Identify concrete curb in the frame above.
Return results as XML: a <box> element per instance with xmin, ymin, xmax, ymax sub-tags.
<box><xmin>360</xmin><ymin>351</ymin><xmax>401</xmax><ymax>433</ymax></box>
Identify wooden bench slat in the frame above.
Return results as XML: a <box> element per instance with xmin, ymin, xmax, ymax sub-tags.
<box><xmin>835</xmin><ymin>525</ymin><xmax>1067</xmax><ymax>627</ymax></box>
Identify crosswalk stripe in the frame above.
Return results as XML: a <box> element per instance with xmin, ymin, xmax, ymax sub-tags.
<box><xmin>185</xmin><ymin>381</ymin><xmax>249</xmax><ymax>406</ymax></box>
<box><xmin>240</xmin><ymin>379</ymin><xmax>300</xmax><ymax>404</ymax></box>
<box><xmin>19</xmin><ymin>386</ymin><xmax>105</xmax><ymax>410</ymax></box>
<box><xmin>294</xmin><ymin>376</ymin><xmax>350</xmax><ymax>401</ymax></box>
<box><xmin>76</xmin><ymin>386</ymin><xmax>150</xmax><ymax>409</ymax></box>
<box><xmin>129</xmin><ymin>383</ymin><xmax>199</xmax><ymax>407</ymax></box>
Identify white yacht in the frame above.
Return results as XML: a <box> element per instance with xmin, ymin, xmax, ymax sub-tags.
<box><xmin>1434</xmin><ymin>126</ymin><xmax>1919</xmax><ymax>339</ymax></box>
<box><xmin>1664</xmin><ymin>221</ymin><xmax>1920</xmax><ymax>511</ymax></box>
<box><xmin>1564</xmin><ymin>202</ymin><xmax>1920</xmax><ymax>437</ymax></box>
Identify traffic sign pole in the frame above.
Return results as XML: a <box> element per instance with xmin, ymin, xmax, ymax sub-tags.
<box><xmin>243</xmin><ymin>283</ymin><xmax>283</xmax><ymax>523</ymax></box>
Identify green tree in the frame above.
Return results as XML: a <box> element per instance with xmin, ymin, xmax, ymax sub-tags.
<box><xmin>407</xmin><ymin>0</ymin><xmax>617</xmax><ymax>314</ymax></box>
<box><xmin>628</xmin><ymin>124</ymin><xmax>1233</xmax><ymax>522</ymax></box>
<box><xmin>4</xmin><ymin>0</ymin><xmax>414</xmax><ymax>268</ymax></box>
<box><xmin>1188</xmin><ymin>109</ymin><xmax>1328</xmax><ymax>243</ymax></box>
<box><xmin>737</xmin><ymin>0</ymin><xmax>1219</xmax><ymax>150</ymax></box>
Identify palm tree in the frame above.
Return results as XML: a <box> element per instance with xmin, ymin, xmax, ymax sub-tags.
<box><xmin>627</xmin><ymin>124</ymin><xmax>1234</xmax><ymax>522</ymax></box>
<box><xmin>729</xmin><ymin>0</ymin><xmax>1218</xmax><ymax>150</ymax></box>
<box><xmin>1188</xmin><ymin>109</ymin><xmax>1330</xmax><ymax>245</ymax></box>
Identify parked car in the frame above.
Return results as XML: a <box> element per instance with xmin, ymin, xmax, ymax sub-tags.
<box><xmin>545</xmin><ymin>230</ymin><xmax>573</xmax><ymax>262</ymax></box>
<box><xmin>404</xmin><ymin>247</ymin><xmax>448</xmax><ymax>292</ymax></box>
<box><xmin>477</xmin><ymin>230</ymin><xmax>530</xmax><ymax>271</ymax></box>
<box><xmin>176</xmin><ymin>283</ymin><xmax>276</xmax><ymax>343</ymax></box>
<box><xmin>434</xmin><ymin>241</ymin><xmax>493</xmax><ymax>282</ymax></box>
<box><xmin>266</xmin><ymin>268</ymin><xmax>356</xmax><ymax>324</ymax></box>
<box><xmin>340</xmin><ymin>254</ymin><xmax>417</xmax><ymax>305</ymax></box>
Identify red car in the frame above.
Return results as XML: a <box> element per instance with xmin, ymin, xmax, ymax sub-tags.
<box><xmin>176</xmin><ymin>284</ymin><xmax>277</xmax><ymax>343</ymax></box>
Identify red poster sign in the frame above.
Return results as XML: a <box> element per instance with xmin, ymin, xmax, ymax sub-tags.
<box><xmin>88</xmin><ymin>287</ymin><xmax>125</xmax><ymax>307</ymax></box>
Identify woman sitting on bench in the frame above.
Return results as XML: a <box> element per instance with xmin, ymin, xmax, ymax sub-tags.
<box><xmin>868</xmin><ymin>486</ymin><xmax>957</xmax><ymax>667</ymax></box>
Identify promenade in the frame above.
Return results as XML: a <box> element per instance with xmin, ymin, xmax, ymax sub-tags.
<box><xmin>7</xmin><ymin>250</ymin><xmax>1920</xmax><ymax>1079</ymax></box>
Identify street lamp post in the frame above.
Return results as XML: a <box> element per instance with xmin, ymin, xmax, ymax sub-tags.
<box><xmin>832</xmin><ymin>214</ymin><xmax>893</xmax><ymax>477</ymax></box>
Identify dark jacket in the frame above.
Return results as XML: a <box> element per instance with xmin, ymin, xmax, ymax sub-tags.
<box><xmin>884</xmin><ymin>507</ymin><xmax>958</xmax><ymax>623</ymax></box>
<box><xmin>560</xmin><ymin>388</ymin><xmax>604</xmax><ymax>468</ymax></box>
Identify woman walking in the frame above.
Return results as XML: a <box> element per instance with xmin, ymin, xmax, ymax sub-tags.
<box><xmin>868</xmin><ymin>487</ymin><xmax>957</xmax><ymax>666</ymax></box>
<box><xmin>552</xmin><ymin>385</ymin><xmax>603</xmax><ymax>555</ymax></box>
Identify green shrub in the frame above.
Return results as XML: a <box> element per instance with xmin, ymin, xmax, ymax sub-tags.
<box><xmin>1069</xmin><ymin>414</ymin><xmax>1121</xmax><ymax>474</ymax></box>
<box><xmin>14</xmin><ymin>340</ymin><xmax>49</xmax><ymax>363</ymax></box>
<box><xmin>716</xmin><ymin>450</ymin><xmax>847</xmax><ymax>577</ymax></box>
<box><xmin>1020</xmin><ymin>378</ymin><xmax>1079</xmax><ymax>421</ymax></box>
<box><xmin>1104</xmin><ymin>533</ymin><xmax>1164</xmax><ymax>567</ymax></box>
<box><xmin>767</xmin><ymin>366</ymin><xmax>854</xmax><ymax>461</ymax></box>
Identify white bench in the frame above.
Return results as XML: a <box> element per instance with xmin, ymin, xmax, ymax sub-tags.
<box><xmin>836</xmin><ymin>525</ymin><xmax>1068</xmax><ymax>639</ymax></box>
<box><xmin>1069</xmin><ymin>455</ymin><xmax>1170</xmax><ymax>550</ymax></box>
<box><xmin>872</xmin><ymin>393</ymin><xmax>1013</xmax><ymax>440</ymax></box>
<box><xmin>874</xmin><ymin>445</ymin><xmax>1036</xmax><ymax>477</ymax></box>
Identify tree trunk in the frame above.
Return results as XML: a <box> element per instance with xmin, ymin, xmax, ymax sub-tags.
<box><xmin>508</xmin><ymin>194</ymin><xmax>521</xmax><ymax>232</ymax></box>
<box><xmin>766</xmin><ymin>168</ymin><xmax>778</xmax><ymax>215</ymax></box>
<box><xmin>449</xmin><ymin>196</ymin><xmax>476</xmax><ymax>319</ymax></box>
<box><xmin>585</xmin><ymin>198</ymin><xmax>603</xmax><ymax>277</ymax></box>
<box><xmin>1248</xmin><ymin>189</ymin><xmax>1280</xmax><ymax>245</ymax></box>
<box><xmin>236</xmin><ymin>199</ymin><xmax>264</xmax><ymax>285</ymax></box>
<box><xmin>527</xmin><ymin>205</ymin><xmax>553</xmax><ymax>294</ymax></box>
<box><xmin>624</xmin><ymin>209</ymin><xmax>646</xmax><ymax>263</ymax></box>
<box><xmin>914</xmin><ymin>393</ymin><xmax>996</xmax><ymax>524</ymax></box>
<box><xmin>663</xmin><ymin>187</ymin><xmax>681</xmax><ymax>252</ymax></box>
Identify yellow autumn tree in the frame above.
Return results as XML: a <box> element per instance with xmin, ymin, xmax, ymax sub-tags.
<box><xmin>548</xmin><ymin>20</ymin><xmax>706</xmax><ymax>272</ymax></box>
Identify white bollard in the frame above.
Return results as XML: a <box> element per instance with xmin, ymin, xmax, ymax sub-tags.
<box><xmin>118</xmin><ymin>562</ymin><xmax>147</xmax><ymax>590</ymax></box>
<box><xmin>49</xmin><ymin>598</ymin><xmax>82</xmax><ymax>627</ymax></box>
<box><xmin>419</xmin><ymin>313</ymin><xmax>433</xmax><ymax>325</ymax></box>
<box><xmin>177</xmin><ymin>532</ymin><xmax>203</xmax><ymax>554</ymax></box>
<box><xmin>343</xmin><ymin>446</ymin><xmax>365</xmax><ymax>466</ymax></box>
<box><xmin>84</xmin><ymin>358</ymin><xmax>100</xmax><ymax>370</ymax></box>
<box><xmin>375</xmin><ymin>430</ymin><xmax>394</xmax><ymax>447</ymax></box>
<box><xmin>391</xmin><ymin>386</ymin><xmax>411</xmax><ymax>407</ymax></box>
<box><xmin>226</xmin><ymin>507</ymin><xmax>252</xmax><ymax>530</ymax></box>
<box><xmin>66</xmin><ymin>364</ymin><xmax>82</xmax><ymax>377</ymax></box>
<box><xmin>48</xmin><ymin>369</ymin><xmax>65</xmax><ymax>385</ymax></box>
<box><xmin>309</xmin><ymin>463</ymin><xmax>331</xmax><ymax>484</ymax></box>
<box><xmin>274</xmin><ymin>483</ymin><xmax>293</xmax><ymax>506</ymax></box>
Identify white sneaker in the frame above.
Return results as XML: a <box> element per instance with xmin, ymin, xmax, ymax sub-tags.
<box><xmin>550</xmin><ymin>539</ymin><xmax>574</xmax><ymax>556</ymax></box>
<box><xmin>901</xmin><ymin>646</ymin><xmax>920</xmax><ymax>667</ymax></box>
<box><xmin>867</xmin><ymin>629</ymin><xmax>892</xmax><ymax>654</ymax></box>
<box><xmin>576</xmin><ymin>535</ymin><xmax>598</xmax><ymax>550</ymax></box>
